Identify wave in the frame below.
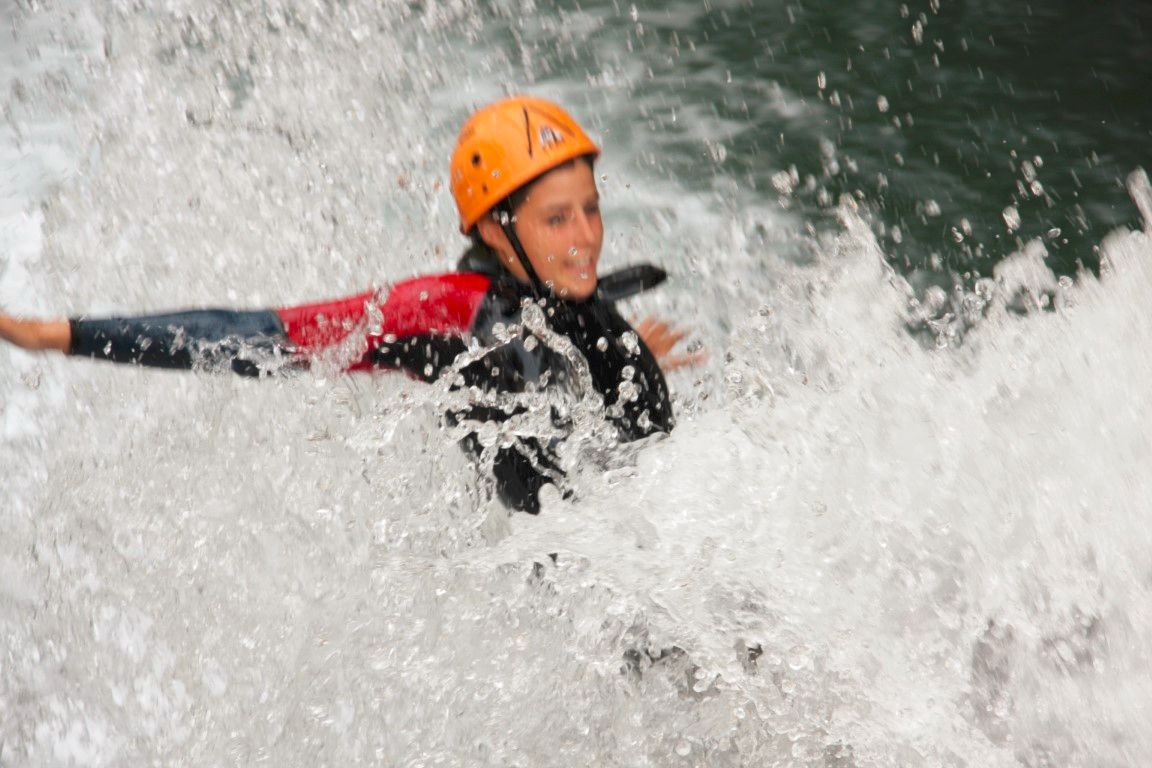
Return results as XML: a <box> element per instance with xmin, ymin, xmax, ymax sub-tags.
<box><xmin>3</xmin><ymin>1</ymin><xmax>1151</xmax><ymax>765</ymax></box>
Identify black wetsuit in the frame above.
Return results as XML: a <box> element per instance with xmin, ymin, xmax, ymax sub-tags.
<box><xmin>68</xmin><ymin>255</ymin><xmax>674</xmax><ymax>512</ymax></box>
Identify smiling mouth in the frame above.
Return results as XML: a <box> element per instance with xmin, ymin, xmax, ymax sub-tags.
<box><xmin>563</xmin><ymin>258</ymin><xmax>597</xmax><ymax>276</ymax></box>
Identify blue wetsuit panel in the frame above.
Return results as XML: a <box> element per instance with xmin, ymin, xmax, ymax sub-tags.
<box><xmin>70</xmin><ymin>309</ymin><xmax>287</xmax><ymax>377</ymax></box>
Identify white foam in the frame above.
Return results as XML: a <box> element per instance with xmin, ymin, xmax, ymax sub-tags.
<box><xmin>3</xmin><ymin>0</ymin><xmax>1152</xmax><ymax>765</ymax></box>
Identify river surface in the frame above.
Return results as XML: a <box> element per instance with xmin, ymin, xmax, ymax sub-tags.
<box><xmin>2</xmin><ymin>1</ymin><xmax>1151</xmax><ymax>765</ymax></box>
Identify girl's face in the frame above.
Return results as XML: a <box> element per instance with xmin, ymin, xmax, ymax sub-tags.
<box><xmin>479</xmin><ymin>160</ymin><xmax>603</xmax><ymax>300</ymax></box>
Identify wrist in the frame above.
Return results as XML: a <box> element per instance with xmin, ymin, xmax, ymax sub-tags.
<box><xmin>0</xmin><ymin>315</ymin><xmax>71</xmax><ymax>353</ymax></box>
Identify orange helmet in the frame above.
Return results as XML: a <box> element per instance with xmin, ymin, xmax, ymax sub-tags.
<box><xmin>450</xmin><ymin>96</ymin><xmax>600</xmax><ymax>233</ymax></box>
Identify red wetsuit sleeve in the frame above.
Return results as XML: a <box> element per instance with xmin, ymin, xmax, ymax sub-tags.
<box><xmin>275</xmin><ymin>273</ymin><xmax>491</xmax><ymax>371</ymax></box>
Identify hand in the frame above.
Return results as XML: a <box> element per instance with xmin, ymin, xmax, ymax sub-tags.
<box><xmin>0</xmin><ymin>310</ymin><xmax>71</xmax><ymax>352</ymax></box>
<box><xmin>634</xmin><ymin>316</ymin><xmax>706</xmax><ymax>373</ymax></box>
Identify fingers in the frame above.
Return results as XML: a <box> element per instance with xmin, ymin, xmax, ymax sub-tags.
<box><xmin>634</xmin><ymin>317</ymin><xmax>659</xmax><ymax>341</ymax></box>
<box><xmin>634</xmin><ymin>316</ymin><xmax>685</xmax><ymax>354</ymax></box>
<box><xmin>650</xmin><ymin>322</ymin><xmax>686</xmax><ymax>347</ymax></box>
<box><xmin>632</xmin><ymin>315</ymin><xmax>706</xmax><ymax>372</ymax></box>
<box><xmin>660</xmin><ymin>350</ymin><xmax>708</xmax><ymax>372</ymax></box>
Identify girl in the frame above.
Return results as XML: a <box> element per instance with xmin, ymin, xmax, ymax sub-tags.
<box><xmin>0</xmin><ymin>96</ymin><xmax>700</xmax><ymax>512</ymax></box>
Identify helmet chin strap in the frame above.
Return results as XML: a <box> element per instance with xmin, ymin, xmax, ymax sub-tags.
<box><xmin>495</xmin><ymin>202</ymin><xmax>548</xmax><ymax>299</ymax></box>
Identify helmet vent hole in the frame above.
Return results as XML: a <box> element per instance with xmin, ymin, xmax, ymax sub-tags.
<box><xmin>482</xmin><ymin>184</ymin><xmax>489</xmax><ymax>193</ymax></box>
<box><xmin>471</xmin><ymin>153</ymin><xmax>482</xmax><ymax>167</ymax></box>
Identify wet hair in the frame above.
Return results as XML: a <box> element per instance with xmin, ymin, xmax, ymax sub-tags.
<box><xmin>463</xmin><ymin>154</ymin><xmax>597</xmax><ymax>264</ymax></box>
<box><xmin>506</xmin><ymin>155</ymin><xmax>595</xmax><ymax>213</ymax></box>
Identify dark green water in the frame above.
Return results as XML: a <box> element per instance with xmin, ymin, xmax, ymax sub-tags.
<box><xmin>487</xmin><ymin>0</ymin><xmax>1152</xmax><ymax>280</ymax></box>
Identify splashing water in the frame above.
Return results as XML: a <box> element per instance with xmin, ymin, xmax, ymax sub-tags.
<box><xmin>3</xmin><ymin>2</ymin><xmax>1152</xmax><ymax>766</ymax></box>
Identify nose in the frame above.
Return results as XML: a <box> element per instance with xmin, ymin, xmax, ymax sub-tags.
<box><xmin>573</xmin><ymin>208</ymin><xmax>599</xmax><ymax>247</ymax></box>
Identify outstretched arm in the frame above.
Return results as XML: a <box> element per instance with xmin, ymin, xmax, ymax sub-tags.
<box><xmin>0</xmin><ymin>313</ymin><xmax>71</xmax><ymax>352</ymax></box>
<box><xmin>2</xmin><ymin>273</ymin><xmax>494</xmax><ymax>378</ymax></box>
<box><xmin>68</xmin><ymin>308</ymin><xmax>291</xmax><ymax>376</ymax></box>
<box><xmin>3</xmin><ymin>303</ymin><xmax>307</xmax><ymax>376</ymax></box>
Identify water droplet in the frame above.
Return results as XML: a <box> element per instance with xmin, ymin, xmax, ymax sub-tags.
<box><xmin>568</xmin><ymin>246</ymin><xmax>578</xmax><ymax>257</ymax></box>
<box><xmin>628</xmin><ymin>4</ymin><xmax>638</xmax><ymax>21</ymax></box>
<box><xmin>477</xmin><ymin>422</ymin><xmax>499</xmax><ymax>448</ymax></box>
<box><xmin>617</xmin><ymin>380</ymin><xmax>639</xmax><ymax>403</ymax></box>
<box><xmin>771</xmin><ymin>170</ymin><xmax>796</xmax><ymax>195</ymax></box>
<box><xmin>787</xmin><ymin>645</ymin><xmax>812</xmax><ymax>670</ymax></box>
<box><xmin>366</xmin><ymin>301</ymin><xmax>384</xmax><ymax>336</ymax></box>
<box><xmin>596</xmin><ymin>337</ymin><xmax>609</xmax><ymax>352</ymax></box>
<box><xmin>20</xmin><ymin>368</ymin><xmax>42</xmax><ymax>390</ymax></box>
<box><xmin>1002</xmin><ymin>205</ymin><xmax>1021</xmax><ymax>232</ymax></box>
<box><xmin>876</xmin><ymin>95</ymin><xmax>890</xmax><ymax>113</ymax></box>
<box><xmin>923</xmin><ymin>199</ymin><xmax>941</xmax><ymax>217</ymax></box>
<box><xmin>675</xmin><ymin>741</ymin><xmax>691</xmax><ymax>757</ymax></box>
<box><xmin>1047</xmin><ymin>227</ymin><xmax>1062</xmax><ymax>240</ymax></box>
<box><xmin>816</xmin><ymin>71</ymin><xmax>826</xmax><ymax>90</ymax></box>
<box><xmin>792</xmin><ymin>740</ymin><xmax>816</xmax><ymax>760</ymax></box>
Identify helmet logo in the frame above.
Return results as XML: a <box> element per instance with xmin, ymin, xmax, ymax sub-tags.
<box><xmin>539</xmin><ymin>125</ymin><xmax>565</xmax><ymax>151</ymax></box>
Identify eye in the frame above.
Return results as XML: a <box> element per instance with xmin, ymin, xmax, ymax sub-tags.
<box><xmin>584</xmin><ymin>201</ymin><xmax>601</xmax><ymax>217</ymax></box>
<box><xmin>547</xmin><ymin>212</ymin><xmax>569</xmax><ymax>226</ymax></box>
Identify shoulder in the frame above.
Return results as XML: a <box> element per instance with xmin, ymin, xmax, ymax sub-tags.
<box><xmin>387</xmin><ymin>272</ymin><xmax>492</xmax><ymax>302</ymax></box>
<box><xmin>277</xmin><ymin>272</ymin><xmax>494</xmax><ymax>350</ymax></box>
<box><xmin>381</xmin><ymin>272</ymin><xmax>493</xmax><ymax>336</ymax></box>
